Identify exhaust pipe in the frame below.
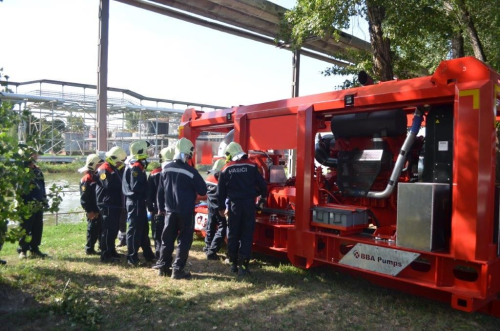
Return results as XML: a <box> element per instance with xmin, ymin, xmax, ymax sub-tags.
<box><xmin>358</xmin><ymin>71</ymin><xmax>374</xmax><ymax>86</ymax></box>
<box><xmin>366</xmin><ymin>108</ymin><xmax>424</xmax><ymax>199</ymax></box>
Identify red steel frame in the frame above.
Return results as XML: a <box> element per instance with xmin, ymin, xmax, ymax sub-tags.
<box><xmin>181</xmin><ymin>57</ymin><xmax>500</xmax><ymax>316</ymax></box>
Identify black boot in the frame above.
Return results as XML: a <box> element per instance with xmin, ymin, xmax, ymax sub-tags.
<box><xmin>30</xmin><ymin>250</ymin><xmax>48</xmax><ymax>259</ymax></box>
<box><xmin>158</xmin><ymin>266</ymin><xmax>172</xmax><ymax>277</ymax></box>
<box><xmin>238</xmin><ymin>258</ymin><xmax>251</xmax><ymax>276</ymax></box>
<box><xmin>111</xmin><ymin>250</ymin><xmax>123</xmax><ymax>259</ymax></box>
<box><xmin>229</xmin><ymin>257</ymin><xmax>238</xmax><ymax>273</ymax></box>
<box><xmin>0</xmin><ymin>259</ymin><xmax>6</xmax><ymax>265</ymax></box>
<box><xmin>86</xmin><ymin>249</ymin><xmax>99</xmax><ymax>255</ymax></box>
<box><xmin>171</xmin><ymin>269</ymin><xmax>192</xmax><ymax>280</ymax></box>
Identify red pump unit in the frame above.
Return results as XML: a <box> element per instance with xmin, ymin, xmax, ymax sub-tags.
<box><xmin>184</xmin><ymin>57</ymin><xmax>500</xmax><ymax>316</ymax></box>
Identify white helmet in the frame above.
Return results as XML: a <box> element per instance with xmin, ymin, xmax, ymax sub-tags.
<box><xmin>224</xmin><ymin>142</ymin><xmax>246</xmax><ymax>161</ymax></box>
<box><xmin>130</xmin><ymin>140</ymin><xmax>150</xmax><ymax>160</ymax></box>
<box><xmin>105</xmin><ymin>146</ymin><xmax>127</xmax><ymax>167</ymax></box>
<box><xmin>78</xmin><ymin>153</ymin><xmax>103</xmax><ymax>173</ymax></box>
<box><xmin>159</xmin><ymin>146</ymin><xmax>175</xmax><ymax>162</ymax></box>
<box><xmin>174</xmin><ymin>138</ymin><xmax>194</xmax><ymax>162</ymax></box>
<box><xmin>209</xmin><ymin>158</ymin><xmax>226</xmax><ymax>174</ymax></box>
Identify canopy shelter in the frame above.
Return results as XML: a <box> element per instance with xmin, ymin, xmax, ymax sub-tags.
<box><xmin>0</xmin><ymin>79</ymin><xmax>224</xmax><ymax>155</ymax></box>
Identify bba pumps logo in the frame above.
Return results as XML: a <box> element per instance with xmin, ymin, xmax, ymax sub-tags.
<box><xmin>352</xmin><ymin>250</ymin><xmax>402</xmax><ymax>268</ymax></box>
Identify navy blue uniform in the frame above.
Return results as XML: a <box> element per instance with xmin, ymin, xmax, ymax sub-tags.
<box><xmin>80</xmin><ymin>170</ymin><xmax>101</xmax><ymax>254</ymax></box>
<box><xmin>217</xmin><ymin>158</ymin><xmax>267</xmax><ymax>262</ymax></box>
<box><xmin>122</xmin><ymin>160</ymin><xmax>155</xmax><ymax>264</ymax></box>
<box><xmin>204</xmin><ymin>172</ymin><xmax>227</xmax><ymax>257</ymax></box>
<box><xmin>96</xmin><ymin>162</ymin><xmax>123</xmax><ymax>261</ymax></box>
<box><xmin>157</xmin><ymin>160</ymin><xmax>207</xmax><ymax>272</ymax></box>
<box><xmin>18</xmin><ymin>164</ymin><xmax>47</xmax><ymax>255</ymax></box>
<box><xmin>146</xmin><ymin>166</ymin><xmax>163</xmax><ymax>258</ymax></box>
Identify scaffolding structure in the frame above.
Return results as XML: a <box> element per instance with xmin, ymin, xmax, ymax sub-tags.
<box><xmin>0</xmin><ymin>79</ymin><xmax>225</xmax><ymax>156</ymax></box>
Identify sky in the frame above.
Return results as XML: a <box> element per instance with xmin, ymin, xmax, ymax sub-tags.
<box><xmin>0</xmin><ymin>0</ymin><xmax>368</xmax><ymax>109</ymax></box>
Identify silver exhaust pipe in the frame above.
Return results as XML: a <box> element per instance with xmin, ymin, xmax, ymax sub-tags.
<box><xmin>367</xmin><ymin>108</ymin><xmax>424</xmax><ymax>199</ymax></box>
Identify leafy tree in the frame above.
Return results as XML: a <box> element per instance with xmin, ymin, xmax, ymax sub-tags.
<box><xmin>24</xmin><ymin>114</ymin><xmax>65</xmax><ymax>154</ymax></box>
<box><xmin>124</xmin><ymin>111</ymin><xmax>142</xmax><ymax>132</ymax></box>
<box><xmin>66</xmin><ymin>114</ymin><xmax>88</xmax><ymax>133</ymax></box>
<box><xmin>0</xmin><ymin>75</ymin><xmax>64</xmax><ymax>251</ymax></box>
<box><xmin>281</xmin><ymin>0</ymin><xmax>499</xmax><ymax>85</ymax></box>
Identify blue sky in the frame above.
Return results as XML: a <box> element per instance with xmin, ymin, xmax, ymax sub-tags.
<box><xmin>0</xmin><ymin>0</ymin><xmax>368</xmax><ymax>108</ymax></box>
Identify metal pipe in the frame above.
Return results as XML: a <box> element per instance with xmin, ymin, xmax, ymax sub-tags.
<box><xmin>97</xmin><ymin>0</ymin><xmax>110</xmax><ymax>152</ymax></box>
<box><xmin>366</xmin><ymin>108</ymin><xmax>424</xmax><ymax>199</ymax></box>
<box><xmin>115</xmin><ymin>0</ymin><xmax>351</xmax><ymax>67</ymax></box>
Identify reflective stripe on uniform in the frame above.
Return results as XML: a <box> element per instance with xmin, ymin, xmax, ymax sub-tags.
<box><xmin>165</xmin><ymin>167</ymin><xmax>194</xmax><ymax>178</ymax></box>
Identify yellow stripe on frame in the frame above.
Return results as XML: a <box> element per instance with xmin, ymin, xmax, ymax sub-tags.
<box><xmin>459</xmin><ymin>89</ymin><xmax>480</xmax><ymax>109</ymax></box>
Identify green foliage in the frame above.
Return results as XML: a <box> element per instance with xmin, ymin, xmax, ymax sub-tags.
<box><xmin>25</xmin><ymin>114</ymin><xmax>65</xmax><ymax>154</ymax></box>
<box><xmin>66</xmin><ymin>114</ymin><xmax>87</xmax><ymax>133</ymax></box>
<box><xmin>124</xmin><ymin>111</ymin><xmax>141</xmax><ymax>132</ymax></box>
<box><xmin>37</xmin><ymin>159</ymin><xmax>84</xmax><ymax>174</ymax></box>
<box><xmin>0</xmin><ymin>80</ymin><xmax>65</xmax><ymax>249</ymax></box>
<box><xmin>281</xmin><ymin>0</ymin><xmax>500</xmax><ymax>85</ymax></box>
<box><xmin>52</xmin><ymin>283</ymin><xmax>102</xmax><ymax>326</ymax></box>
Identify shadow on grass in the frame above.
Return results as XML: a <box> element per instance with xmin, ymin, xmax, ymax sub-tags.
<box><xmin>0</xmin><ymin>280</ymin><xmax>87</xmax><ymax>330</ymax></box>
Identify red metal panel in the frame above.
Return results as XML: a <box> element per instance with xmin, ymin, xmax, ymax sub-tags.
<box><xmin>451</xmin><ymin>82</ymin><xmax>496</xmax><ymax>261</ymax></box>
<box><xmin>247</xmin><ymin>115</ymin><xmax>297</xmax><ymax>150</ymax></box>
<box><xmin>294</xmin><ymin>105</ymin><xmax>315</xmax><ymax>232</ymax></box>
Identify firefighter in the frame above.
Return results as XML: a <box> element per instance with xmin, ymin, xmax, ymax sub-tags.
<box><xmin>147</xmin><ymin>145</ymin><xmax>175</xmax><ymax>259</ymax></box>
<box><xmin>122</xmin><ymin>140</ymin><xmax>156</xmax><ymax>266</ymax></box>
<box><xmin>96</xmin><ymin>146</ymin><xmax>127</xmax><ymax>263</ymax></box>
<box><xmin>78</xmin><ymin>153</ymin><xmax>104</xmax><ymax>255</ymax></box>
<box><xmin>217</xmin><ymin>142</ymin><xmax>267</xmax><ymax>276</ymax></box>
<box><xmin>155</xmin><ymin>138</ymin><xmax>207</xmax><ymax>279</ymax></box>
<box><xmin>17</xmin><ymin>147</ymin><xmax>49</xmax><ymax>259</ymax></box>
<box><xmin>204</xmin><ymin>158</ymin><xmax>227</xmax><ymax>260</ymax></box>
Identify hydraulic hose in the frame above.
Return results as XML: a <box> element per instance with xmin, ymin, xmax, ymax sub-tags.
<box><xmin>366</xmin><ymin>108</ymin><xmax>424</xmax><ymax>199</ymax></box>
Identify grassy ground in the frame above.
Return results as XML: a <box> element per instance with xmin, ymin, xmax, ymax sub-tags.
<box><xmin>0</xmin><ymin>222</ymin><xmax>499</xmax><ymax>330</ymax></box>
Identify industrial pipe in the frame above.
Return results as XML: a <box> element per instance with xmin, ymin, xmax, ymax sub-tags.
<box><xmin>358</xmin><ymin>71</ymin><xmax>374</xmax><ymax>86</ymax></box>
<box><xmin>366</xmin><ymin>108</ymin><xmax>424</xmax><ymax>199</ymax></box>
<box><xmin>314</xmin><ymin>134</ymin><xmax>337</xmax><ymax>168</ymax></box>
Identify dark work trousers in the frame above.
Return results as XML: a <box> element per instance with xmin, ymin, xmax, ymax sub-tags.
<box><xmin>18</xmin><ymin>210</ymin><xmax>44</xmax><ymax>253</ymax></box>
<box><xmin>99</xmin><ymin>206</ymin><xmax>121</xmax><ymax>260</ymax></box>
<box><xmin>86</xmin><ymin>215</ymin><xmax>102</xmax><ymax>253</ymax></box>
<box><xmin>126</xmin><ymin>199</ymin><xmax>155</xmax><ymax>263</ymax></box>
<box><xmin>158</xmin><ymin>212</ymin><xmax>194</xmax><ymax>271</ymax></box>
<box><xmin>205</xmin><ymin>206</ymin><xmax>227</xmax><ymax>255</ymax></box>
<box><xmin>227</xmin><ymin>199</ymin><xmax>256</xmax><ymax>260</ymax></box>
<box><xmin>118</xmin><ymin>208</ymin><xmax>127</xmax><ymax>245</ymax></box>
<box><xmin>153</xmin><ymin>214</ymin><xmax>165</xmax><ymax>259</ymax></box>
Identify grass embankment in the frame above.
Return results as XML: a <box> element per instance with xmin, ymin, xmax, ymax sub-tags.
<box><xmin>38</xmin><ymin>161</ymin><xmax>84</xmax><ymax>174</ymax></box>
<box><xmin>0</xmin><ymin>222</ymin><xmax>499</xmax><ymax>330</ymax></box>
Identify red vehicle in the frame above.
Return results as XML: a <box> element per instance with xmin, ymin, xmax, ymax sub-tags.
<box><xmin>183</xmin><ymin>57</ymin><xmax>500</xmax><ymax>316</ymax></box>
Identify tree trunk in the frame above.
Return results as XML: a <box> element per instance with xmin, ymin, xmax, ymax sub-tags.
<box><xmin>450</xmin><ymin>30</ymin><xmax>465</xmax><ymax>58</ymax></box>
<box><xmin>454</xmin><ymin>0</ymin><xmax>487</xmax><ymax>62</ymax></box>
<box><xmin>366</xmin><ymin>0</ymin><xmax>393</xmax><ymax>81</ymax></box>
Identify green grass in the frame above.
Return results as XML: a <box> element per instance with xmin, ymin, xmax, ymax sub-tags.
<box><xmin>38</xmin><ymin>161</ymin><xmax>83</xmax><ymax>173</ymax></box>
<box><xmin>0</xmin><ymin>222</ymin><xmax>499</xmax><ymax>330</ymax></box>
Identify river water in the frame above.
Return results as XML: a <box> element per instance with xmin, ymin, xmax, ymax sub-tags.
<box><xmin>44</xmin><ymin>172</ymin><xmax>84</xmax><ymax>226</ymax></box>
